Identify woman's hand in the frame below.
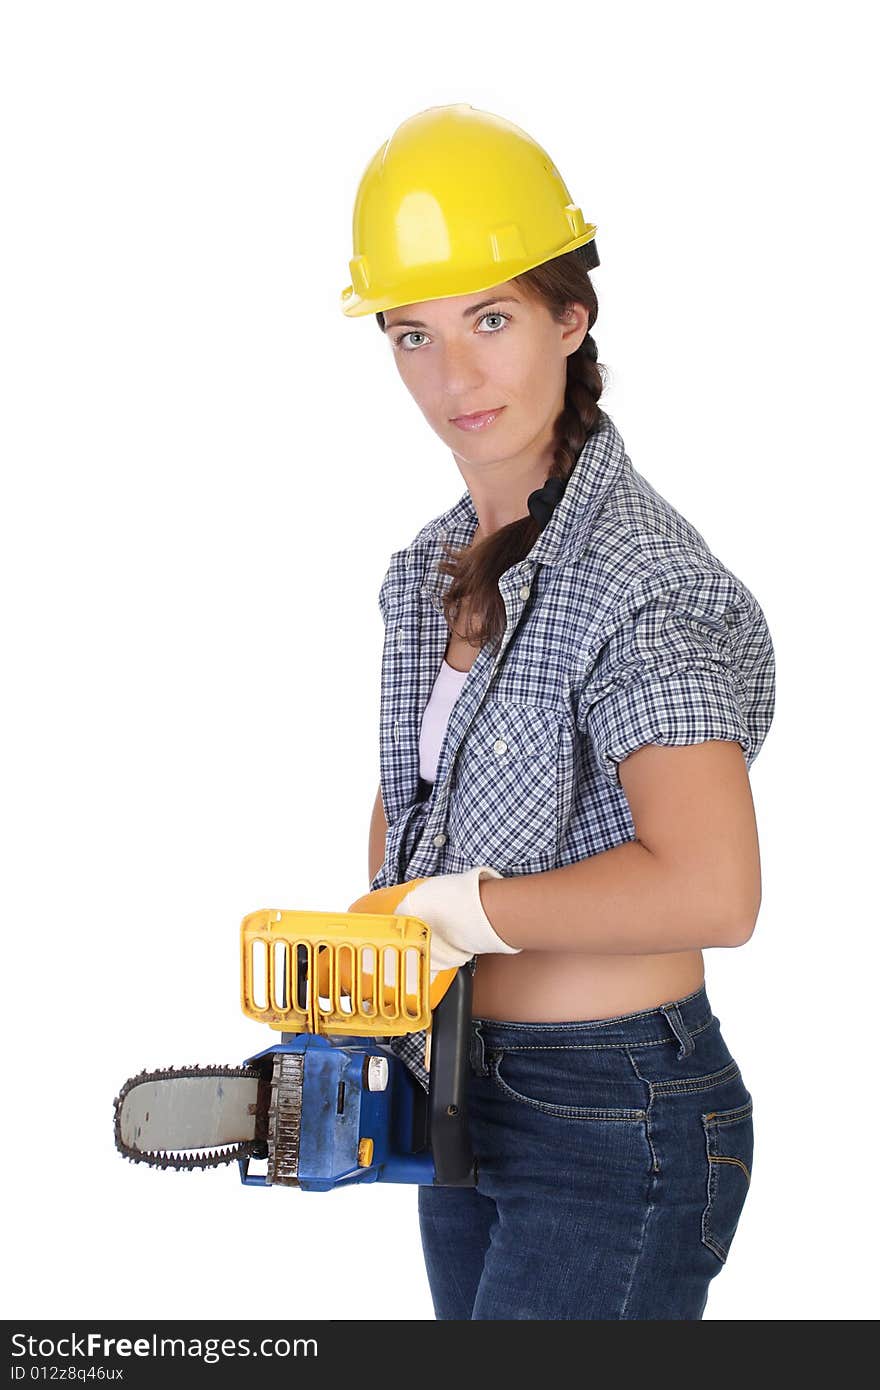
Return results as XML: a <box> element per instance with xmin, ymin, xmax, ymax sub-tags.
<box><xmin>394</xmin><ymin>866</ymin><xmax>522</xmax><ymax>977</ymax></box>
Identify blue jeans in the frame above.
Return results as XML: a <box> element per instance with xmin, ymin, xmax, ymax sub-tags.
<box><xmin>417</xmin><ymin>985</ymin><xmax>754</xmax><ymax>1319</ymax></box>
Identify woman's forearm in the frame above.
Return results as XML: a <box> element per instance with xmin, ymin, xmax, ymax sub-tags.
<box><xmin>477</xmin><ymin>839</ymin><xmax>755</xmax><ymax>955</ymax></box>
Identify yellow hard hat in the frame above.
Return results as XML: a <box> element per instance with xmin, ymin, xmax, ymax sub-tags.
<box><xmin>340</xmin><ymin>103</ymin><xmax>598</xmax><ymax>318</ymax></box>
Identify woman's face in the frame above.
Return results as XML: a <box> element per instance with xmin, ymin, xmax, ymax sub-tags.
<box><xmin>382</xmin><ymin>279</ymin><xmax>589</xmax><ymax>470</ymax></box>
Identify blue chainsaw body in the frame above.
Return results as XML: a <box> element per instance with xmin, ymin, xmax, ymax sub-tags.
<box><xmin>238</xmin><ymin>1034</ymin><xmax>436</xmax><ymax>1191</ymax></box>
<box><xmin>236</xmin><ymin>963</ymin><xmax>477</xmax><ymax>1192</ymax></box>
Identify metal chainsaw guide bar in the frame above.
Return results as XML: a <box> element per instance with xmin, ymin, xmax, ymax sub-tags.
<box><xmin>112</xmin><ymin>1064</ymin><xmax>268</xmax><ymax>1172</ymax></box>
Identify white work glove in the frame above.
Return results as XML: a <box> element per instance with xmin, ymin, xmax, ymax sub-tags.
<box><xmin>394</xmin><ymin>866</ymin><xmax>522</xmax><ymax>977</ymax></box>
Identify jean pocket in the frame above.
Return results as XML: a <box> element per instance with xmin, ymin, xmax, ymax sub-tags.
<box><xmin>488</xmin><ymin>1046</ymin><xmax>647</xmax><ymax>1121</ymax></box>
<box><xmin>700</xmin><ymin>1097</ymin><xmax>754</xmax><ymax>1263</ymax></box>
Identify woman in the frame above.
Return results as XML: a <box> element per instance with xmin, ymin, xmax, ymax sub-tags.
<box><xmin>343</xmin><ymin>104</ymin><xmax>775</xmax><ymax>1320</ymax></box>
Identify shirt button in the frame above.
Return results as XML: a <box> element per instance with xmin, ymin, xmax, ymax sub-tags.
<box><xmin>397</xmin><ymin>627</ymin><xmax>404</xmax><ymax>649</ymax></box>
<box><xmin>519</xmin><ymin>584</ymin><xmax>531</xmax><ymax>600</ymax></box>
<box><xmin>393</xmin><ymin>719</ymin><xmax>400</xmax><ymax>742</ymax></box>
<box><xmin>493</xmin><ymin>739</ymin><xmax>508</xmax><ymax>755</ymax></box>
<box><xmin>433</xmin><ymin>832</ymin><xmax>447</xmax><ymax>847</ymax></box>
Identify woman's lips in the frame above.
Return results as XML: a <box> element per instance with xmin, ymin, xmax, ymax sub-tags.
<box><xmin>450</xmin><ymin>406</ymin><xmax>505</xmax><ymax>431</ymax></box>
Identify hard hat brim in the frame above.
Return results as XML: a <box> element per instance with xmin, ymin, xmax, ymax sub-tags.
<box><xmin>340</xmin><ymin>228</ymin><xmax>599</xmax><ymax>319</ymax></box>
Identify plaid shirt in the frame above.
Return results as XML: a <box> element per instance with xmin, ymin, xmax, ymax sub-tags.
<box><xmin>373</xmin><ymin>408</ymin><xmax>775</xmax><ymax>1092</ymax></box>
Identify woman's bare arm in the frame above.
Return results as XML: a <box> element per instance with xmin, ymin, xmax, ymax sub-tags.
<box><xmin>368</xmin><ymin>783</ymin><xmax>388</xmax><ymax>885</ymax></box>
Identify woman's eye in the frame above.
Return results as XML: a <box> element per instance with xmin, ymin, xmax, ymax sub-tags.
<box><xmin>393</xmin><ymin>311</ymin><xmax>510</xmax><ymax>351</ymax></box>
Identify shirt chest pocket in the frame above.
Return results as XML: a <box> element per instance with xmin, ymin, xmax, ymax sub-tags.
<box><xmin>447</xmin><ymin>700</ymin><xmax>562</xmax><ymax>869</ymax></box>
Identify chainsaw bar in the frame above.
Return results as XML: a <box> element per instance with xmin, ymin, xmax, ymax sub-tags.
<box><xmin>113</xmin><ymin>1065</ymin><xmax>268</xmax><ymax>1171</ymax></box>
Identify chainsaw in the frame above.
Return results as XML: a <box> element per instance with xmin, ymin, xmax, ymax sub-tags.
<box><xmin>113</xmin><ymin>879</ymin><xmax>479</xmax><ymax>1191</ymax></box>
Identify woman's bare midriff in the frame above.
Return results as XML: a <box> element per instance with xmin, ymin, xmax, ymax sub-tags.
<box><xmin>444</xmin><ymin>607</ymin><xmax>705</xmax><ymax>1022</ymax></box>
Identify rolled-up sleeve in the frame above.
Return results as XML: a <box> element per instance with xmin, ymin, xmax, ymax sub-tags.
<box><xmin>578</xmin><ymin>569</ymin><xmax>773</xmax><ymax>790</ymax></box>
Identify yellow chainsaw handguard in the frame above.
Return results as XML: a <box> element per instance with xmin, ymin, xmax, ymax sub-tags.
<box><xmin>240</xmin><ymin>878</ymin><xmax>458</xmax><ymax>1037</ymax></box>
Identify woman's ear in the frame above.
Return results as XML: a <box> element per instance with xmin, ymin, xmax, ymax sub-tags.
<box><xmin>562</xmin><ymin>301</ymin><xmax>591</xmax><ymax>354</ymax></box>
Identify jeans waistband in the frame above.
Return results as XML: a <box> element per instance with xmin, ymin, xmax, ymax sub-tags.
<box><xmin>470</xmin><ymin>984</ymin><xmax>712</xmax><ymax>1066</ymax></box>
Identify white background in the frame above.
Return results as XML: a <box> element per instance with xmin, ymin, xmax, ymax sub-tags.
<box><xmin>2</xmin><ymin>0</ymin><xmax>877</xmax><ymax>1323</ymax></box>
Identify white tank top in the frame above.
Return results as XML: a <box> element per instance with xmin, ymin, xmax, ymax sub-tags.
<box><xmin>418</xmin><ymin>658</ymin><xmax>470</xmax><ymax>783</ymax></box>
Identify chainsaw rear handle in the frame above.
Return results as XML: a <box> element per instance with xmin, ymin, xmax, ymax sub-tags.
<box><xmin>427</xmin><ymin>962</ymin><xmax>478</xmax><ymax>1186</ymax></box>
<box><xmin>345</xmin><ymin>877</ymin><xmax>478</xmax><ymax>1185</ymax></box>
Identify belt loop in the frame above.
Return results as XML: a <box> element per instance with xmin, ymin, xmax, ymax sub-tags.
<box><xmin>660</xmin><ymin>1001</ymin><xmax>695</xmax><ymax>1060</ymax></box>
<box><xmin>470</xmin><ymin>1020</ymin><xmax>489</xmax><ymax>1076</ymax></box>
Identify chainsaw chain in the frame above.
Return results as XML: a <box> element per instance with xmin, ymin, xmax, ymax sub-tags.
<box><xmin>112</xmin><ymin>1064</ymin><xmax>266</xmax><ymax>1171</ymax></box>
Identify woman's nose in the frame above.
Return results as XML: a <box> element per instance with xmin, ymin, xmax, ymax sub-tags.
<box><xmin>438</xmin><ymin>342</ymin><xmax>486</xmax><ymax>394</ymax></box>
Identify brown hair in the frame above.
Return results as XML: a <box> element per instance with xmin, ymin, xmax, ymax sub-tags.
<box><xmin>375</xmin><ymin>244</ymin><xmax>606</xmax><ymax>653</ymax></box>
